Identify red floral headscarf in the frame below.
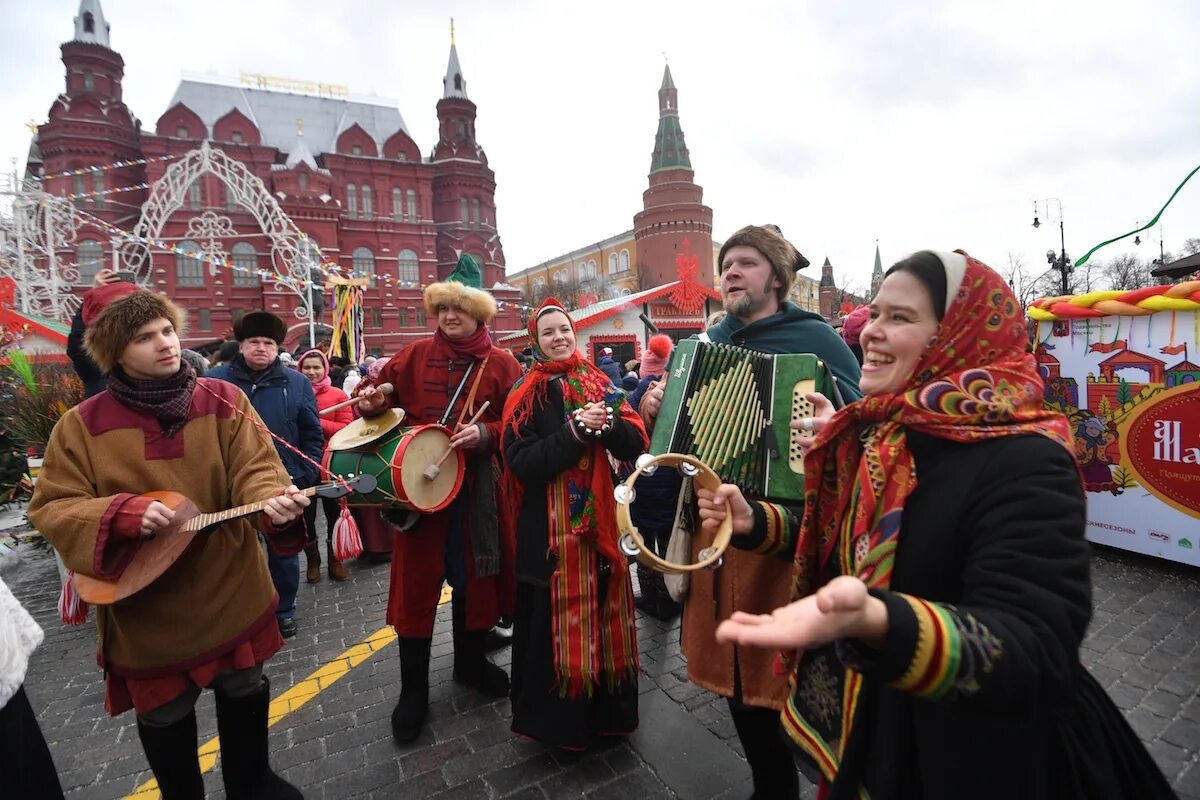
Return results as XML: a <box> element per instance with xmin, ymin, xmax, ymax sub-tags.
<box><xmin>795</xmin><ymin>250</ymin><xmax>1075</xmax><ymax>596</ymax></box>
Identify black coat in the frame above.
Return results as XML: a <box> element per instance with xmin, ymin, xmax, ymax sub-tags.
<box><xmin>811</xmin><ymin>432</ymin><xmax>1172</xmax><ymax>799</ymax></box>
<box><xmin>503</xmin><ymin>378</ymin><xmax>646</xmax><ymax>586</ymax></box>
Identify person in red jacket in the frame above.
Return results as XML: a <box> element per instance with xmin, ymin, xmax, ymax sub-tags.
<box><xmin>297</xmin><ymin>349</ymin><xmax>353</xmax><ymax>582</ymax></box>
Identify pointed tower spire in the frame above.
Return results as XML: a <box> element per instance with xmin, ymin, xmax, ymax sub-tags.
<box><xmin>820</xmin><ymin>257</ymin><xmax>835</xmax><ymax>288</ymax></box>
<box><xmin>73</xmin><ymin>0</ymin><xmax>111</xmax><ymax>49</ymax></box>
<box><xmin>651</xmin><ymin>63</ymin><xmax>690</xmax><ymax>172</ymax></box>
<box><xmin>443</xmin><ymin>19</ymin><xmax>468</xmax><ymax>100</ymax></box>
<box><xmin>871</xmin><ymin>241</ymin><xmax>884</xmax><ymax>297</ymax></box>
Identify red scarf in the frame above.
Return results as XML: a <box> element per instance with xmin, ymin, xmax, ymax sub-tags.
<box><xmin>502</xmin><ymin>299</ymin><xmax>646</xmax><ymax>697</ymax></box>
<box><xmin>796</xmin><ymin>251</ymin><xmax>1074</xmax><ymax>597</ymax></box>
<box><xmin>434</xmin><ymin>322</ymin><xmax>493</xmax><ymax>361</ymax></box>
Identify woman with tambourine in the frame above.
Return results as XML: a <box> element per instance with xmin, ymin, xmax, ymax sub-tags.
<box><xmin>501</xmin><ymin>298</ymin><xmax>648</xmax><ymax>750</ymax></box>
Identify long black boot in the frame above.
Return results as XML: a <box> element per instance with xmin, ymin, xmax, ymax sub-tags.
<box><xmin>213</xmin><ymin>676</ymin><xmax>301</xmax><ymax>800</ymax></box>
<box><xmin>136</xmin><ymin>710</ymin><xmax>205</xmax><ymax>800</ymax></box>
<box><xmin>729</xmin><ymin>701</ymin><xmax>801</xmax><ymax>800</ymax></box>
<box><xmin>392</xmin><ymin>637</ymin><xmax>432</xmax><ymax>744</ymax></box>
<box><xmin>451</xmin><ymin>593</ymin><xmax>510</xmax><ymax>697</ymax></box>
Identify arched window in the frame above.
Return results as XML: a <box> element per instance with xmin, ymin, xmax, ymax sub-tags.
<box><xmin>346</xmin><ymin>183</ymin><xmax>357</xmax><ymax>219</ymax></box>
<box><xmin>231</xmin><ymin>242</ymin><xmax>259</xmax><ymax>287</ymax></box>
<box><xmin>72</xmin><ymin>174</ymin><xmax>86</xmax><ymax>206</ymax></box>
<box><xmin>352</xmin><ymin>247</ymin><xmax>375</xmax><ymax>284</ymax></box>
<box><xmin>406</xmin><ymin>189</ymin><xmax>417</xmax><ymax>222</ymax></box>
<box><xmin>176</xmin><ymin>240</ymin><xmax>204</xmax><ymax>287</ymax></box>
<box><xmin>297</xmin><ymin>172</ymin><xmax>308</xmax><ymax>191</ymax></box>
<box><xmin>619</xmin><ymin>249</ymin><xmax>630</xmax><ymax>272</ymax></box>
<box><xmin>460</xmin><ymin>198</ymin><xmax>468</xmax><ymax>223</ymax></box>
<box><xmin>361</xmin><ymin>185</ymin><xmax>373</xmax><ymax>220</ymax></box>
<box><xmin>188</xmin><ymin>181</ymin><xmax>201</xmax><ymax>211</ymax></box>
<box><xmin>392</xmin><ymin>188</ymin><xmax>403</xmax><ymax>221</ymax></box>
<box><xmin>398</xmin><ymin>249</ymin><xmax>419</xmax><ymax>285</ymax></box>
<box><xmin>75</xmin><ymin>240</ymin><xmax>104</xmax><ymax>285</ymax></box>
<box><xmin>82</xmin><ymin>70</ymin><xmax>94</xmax><ymax>92</ymax></box>
<box><xmin>83</xmin><ymin>12</ymin><xmax>95</xmax><ymax>32</ymax></box>
<box><xmin>471</xmin><ymin>198</ymin><xmax>480</xmax><ymax>230</ymax></box>
<box><xmin>608</xmin><ymin>253</ymin><xmax>618</xmax><ymax>274</ymax></box>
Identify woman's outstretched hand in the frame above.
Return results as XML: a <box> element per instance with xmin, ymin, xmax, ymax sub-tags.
<box><xmin>696</xmin><ymin>483</ymin><xmax>753</xmax><ymax>535</ymax></box>
<box><xmin>715</xmin><ymin>576</ymin><xmax>888</xmax><ymax>650</ymax></box>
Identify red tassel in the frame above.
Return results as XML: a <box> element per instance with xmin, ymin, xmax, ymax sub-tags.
<box><xmin>58</xmin><ymin>570</ymin><xmax>88</xmax><ymax>626</ymax></box>
<box><xmin>332</xmin><ymin>499</ymin><xmax>363</xmax><ymax>560</ymax></box>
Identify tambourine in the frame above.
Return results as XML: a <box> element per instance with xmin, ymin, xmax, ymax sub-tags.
<box><xmin>614</xmin><ymin>452</ymin><xmax>733</xmax><ymax>575</ymax></box>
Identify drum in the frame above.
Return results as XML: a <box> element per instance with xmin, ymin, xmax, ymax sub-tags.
<box><xmin>323</xmin><ymin>423</ymin><xmax>465</xmax><ymax>512</ymax></box>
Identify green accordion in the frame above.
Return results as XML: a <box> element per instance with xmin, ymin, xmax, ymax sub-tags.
<box><xmin>649</xmin><ymin>339</ymin><xmax>839</xmax><ymax>502</ymax></box>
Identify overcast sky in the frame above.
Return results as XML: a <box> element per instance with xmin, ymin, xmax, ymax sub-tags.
<box><xmin>2</xmin><ymin>0</ymin><xmax>1198</xmax><ymax>291</ymax></box>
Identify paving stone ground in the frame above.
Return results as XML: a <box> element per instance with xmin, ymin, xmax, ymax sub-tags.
<box><xmin>5</xmin><ymin>507</ymin><xmax>1197</xmax><ymax>799</ymax></box>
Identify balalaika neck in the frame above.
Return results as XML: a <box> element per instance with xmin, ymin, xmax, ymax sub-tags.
<box><xmin>182</xmin><ymin>484</ymin><xmax>323</xmax><ymax>532</ymax></box>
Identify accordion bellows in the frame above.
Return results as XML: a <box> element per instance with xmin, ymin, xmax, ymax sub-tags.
<box><xmin>649</xmin><ymin>340</ymin><xmax>838</xmax><ymax>501</ymax></box>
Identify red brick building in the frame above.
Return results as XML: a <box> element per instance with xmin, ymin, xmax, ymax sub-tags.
<box><xmin>27</xmin><ymin>0</ymin><xmax>520</xmax><ymax>352</ymax></box>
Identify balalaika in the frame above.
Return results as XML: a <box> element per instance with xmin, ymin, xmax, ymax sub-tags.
<box><xmin>648</xmin><ymin>339</ymin><xmax>842</xmax><ymax>502</ymax></box>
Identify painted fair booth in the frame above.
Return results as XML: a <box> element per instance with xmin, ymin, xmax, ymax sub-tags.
<box><xmin>1029</xmin><ymin>281</ymin><xmax>1200</xmax><ymax>567</ymax></box>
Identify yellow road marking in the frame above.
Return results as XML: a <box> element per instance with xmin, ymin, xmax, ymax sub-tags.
<box><xmin>124</xmin><ymin>584</ymin><xmax>453</xmax><ymax>799</ymax></box>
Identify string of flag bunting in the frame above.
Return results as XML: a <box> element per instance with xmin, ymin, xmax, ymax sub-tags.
<box><xmin>31</xmin><ymin>154</ymin><xmax>179</xmax><ymax>183</ymax></box>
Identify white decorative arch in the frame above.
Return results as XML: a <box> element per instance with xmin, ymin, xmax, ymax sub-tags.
<box><xmin>120</xmin><ymin>141</ymin><xmax>323</xmax><ymax>325</ymax></box>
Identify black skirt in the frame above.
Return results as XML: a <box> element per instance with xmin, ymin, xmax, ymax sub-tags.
<box><xmin>510</xmin><ymin>582</ymin><xmax>639</xmax><ymax>750</ymax></box>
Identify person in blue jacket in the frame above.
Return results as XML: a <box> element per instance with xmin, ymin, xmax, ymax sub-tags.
<box><xmin>596</xmin><ymin>347</ymin><xmax>623</xmax><ymax>385</ymax></box>
<box><xmin>208</xmin><ymin>311</ymin><xmax>323</xmax><ymax>639</ymax></box>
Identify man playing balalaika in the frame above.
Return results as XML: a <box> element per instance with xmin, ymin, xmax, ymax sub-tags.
<box><xmin>640</xmin><ymin>225</ymin><xmax>861</xmax><ymax>800</ymax></box>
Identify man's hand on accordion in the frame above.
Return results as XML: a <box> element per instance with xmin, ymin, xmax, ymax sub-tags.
<box><xmin>642</xmin><ymin>380</ymin><xmax>665</xmax><ymax>425</ymax></box>
<box><xmin>792</xmin><ymin>392</ymin><xmax>836</xmax><ymax>455</ymax></box>
<box><xmin>696</xmin><ymin>484</ymin><xmax>754</xmax><ymax>536</ymax></box>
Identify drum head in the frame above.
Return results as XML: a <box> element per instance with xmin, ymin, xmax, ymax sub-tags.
<box><xmin>329</xmin><ymin>408</ymin><xmax>406</xmax><ymax>450</ymax></box>
<box><xmin>398</xmin><ymin>426</ymin><xmax>462</xmax><ymax>512</ymax></box>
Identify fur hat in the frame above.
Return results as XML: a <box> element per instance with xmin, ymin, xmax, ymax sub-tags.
<box><xmin>234</xmin><ymin>310</ymin><xmax>287</xmax><ymax>343</ymax></box>
<box><xmin>639</xmin><ymin>334</ymin><xmax>674</xmax><ymax>377</ymax></box>
<box><xmin>718</xmin><ymin>225</ymin><xmax>803</xmax><ymax>304</ymax></box>
<box><xmin>84</xmin><ymin>289</ymin><xmax>187</xmax><ymax>374</ymax></box>
<box><xmin>423</xmin><ymin>253</ymin><xmax>497</xmax><ymax>324</ymax></box>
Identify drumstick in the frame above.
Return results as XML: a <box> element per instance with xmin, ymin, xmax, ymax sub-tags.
<box><xmin>320</xmin><ymin>383</ymin><xmax>393</xmax><ymax>416</ymax></box>
<box><xmin>423</xmin><ymin>401</ymin><xmax>490</xmax><ymax>480</ymax></box>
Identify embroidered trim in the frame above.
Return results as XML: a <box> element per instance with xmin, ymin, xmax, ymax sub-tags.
<box><xmin>891</xmin><ymin>595</ymin><xmax>1001</xmax><ymax>700</ymax></box>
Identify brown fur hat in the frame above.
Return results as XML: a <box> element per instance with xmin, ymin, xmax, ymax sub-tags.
<box><xmin>423</xmin><ymin>281</ymin><xmax>498</xmax><ymax>324</ymax></box>
<box><xmin>84</xmin><ymin>289</ymin><xmax>187</xmax><ymax>374</ymax></box>
<box><xmin>718</xmin><ymin>225</ymin><xmax>801</xmax><ymax>304</ymax></box>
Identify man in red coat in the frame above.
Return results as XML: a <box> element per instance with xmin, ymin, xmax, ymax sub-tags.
<box><xmin>357</xmin><ymin>255</ymin><xmax>521</xmax><ymax>744</ymax></box>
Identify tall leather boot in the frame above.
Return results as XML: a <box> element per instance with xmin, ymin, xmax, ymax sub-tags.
<box><xmin>213</xmin><ymin>677</ymin><xmax>301</xmax><ymax>800</ymax></box>
<box><xmin>136</xmin><ymin>710</ymin><xmax>205</xmax><ymax>800</ymax></box>
<box><xmin>327</xmin><ymin>552</ymin><xmax>349</xmax><ymax>582</ymax></box>
<box><xmin>392</xmin><ymin>637</ymin><xmax>432</xmax><ymax>744</ymax></box>
<box><xmin>451</xmin><ymin>593</ymin><xmax>510</xmax><ymax>697</ymax></box>
<box><xmin>304</xmin><ymin>542</ymin><xmax>321</xmax><ymax>583</ymax></box>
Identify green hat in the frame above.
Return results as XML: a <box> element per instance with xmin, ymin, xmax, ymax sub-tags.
<box><xmin>423</xmin><ymin>253</ymin><xmax>497</xmax><ymax>323</ymax></box>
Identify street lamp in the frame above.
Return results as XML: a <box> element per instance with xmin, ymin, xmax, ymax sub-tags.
<box><xmin>1134</xmin><ymin>220</ymin><xmax>1170</xmax><ymax>284</ymax></box>
<box><xmin>1032</xmin><ymin>198</ymin><xmax>1071</xmax><ymax>295</ymax></box>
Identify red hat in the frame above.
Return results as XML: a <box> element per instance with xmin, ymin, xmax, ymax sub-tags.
<box><xmin>639</xmin><ymin>334</ymin><xmax>674</xmax><ymax>377</ymax></box>
<box><xmin>841</xmin><ymin>305</ymin><xmax>870</xmax><ymax>347</ymax></box>
<box><xmin>82</xmin><ymin>282</ymin><xmax>138</xmax><ymax>326</ymax></box>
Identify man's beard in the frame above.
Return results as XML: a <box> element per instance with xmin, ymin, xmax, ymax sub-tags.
<box><xmin>723</xmin><ymin>293</ymin><xmax>753</xmax><ymax>318</ymax></box>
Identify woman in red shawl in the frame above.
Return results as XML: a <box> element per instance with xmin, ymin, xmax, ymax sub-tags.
<box><xmin>297</xmin><ymin>349</ymin><xmax>353</xmax><ymax>582</ymax></box>
<box><xmin>501</xmin><ymin>298</ymin><xmax>648</xmax><ymax>750</ymax></box>
<box><xmin>703</xmin><ymin>252</ymin><xmax>1174</xmax><ymax>799</ymax></box>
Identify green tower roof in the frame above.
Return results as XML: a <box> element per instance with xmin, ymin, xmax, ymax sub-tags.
<box><xmin>650</xmin><ymin>64</ymin><xmax>691</xmax><ymax>174</ymax></box>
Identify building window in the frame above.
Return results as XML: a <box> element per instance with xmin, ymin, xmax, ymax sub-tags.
<box><xmin>198</xmin><ymin>308</ymin><xmax>212</xmax><ymax>331</ymax></box>
<box><xmin>554</xmin><ymin>270</ymin><xmax>566</xmax><ymax>284</ymax></box>
<box><xmin>352</xmin><ymin>145</ymin><xmax>363</xmax><ymax>156</ymax></box>
<box><xmin>398</xmin><ymin>249</ymin><xmax>419</xmax><ymax>285</ymax></box>
<box><xmin>71</xmin><ymin>173</ymin><xmax>86</xmax><ymax>206</ymax></box>
<box><xmin>415</xmin><ymin>308</ymin><xmax>426</xmax><ymax>326</ymax></box>
<box><xmin>231</xmin><ymin>308</ymin><xmax>246</xmax><ymax>325</ymax></box>
<box><xmin>397</xmin><ymin>151</ymin><xmax>407</xmax><ymax>162</ymax></box>
<box><xmin>177</xmin><ymin>125</ymin><xmax>189</xmax><ymax>139</ymax></box>
<box><xmin>176</xmin><ymin>240</ymin><xmax>205</xmax><ymax>287</ymax></box>
<box><xmin>370</xmin><ymin>307</ymin><xmax>383</xmax><ymax>328</ymax></box>
<box><xmin>75</xmin><ymin>240</ymin><xmax>103</xmax><ymax>285</ymax></box>
<box><xmin>83</xmin><ymin>11</ymin><xmax>94</xmax><ymax>32</ymax></box>
<box><xmin>460</xmin><ymin>198</ymin><xmax>468</xmax><ymax>223</ymax></box>
<box><xmin>608</xmin><ymin>253</ymin><xmax>617</xmax><ymax>274</ymax></box>
<box><xmin>231</xmin><ymin>131</ymin><xmax>244</xmax><ymax>144</ymax></box>
<box><xmin>225</xmin><ymin>183</ymin><xmax>237</xmax><ymax>211</ymax></box>
<box><xmin>361</xmin><ymin>185</ymin><xmax>373</xmax><ymax>220</ymax></box>
<box><xmin>406</xmin><ymin>189</ymin><xmax>417</xmax><ymax>222</ymax></box>
<box><xmin>297</xmin><ymin>172</ymin><xmax>307</xmax><ymax>191</ymax></box>
<box><xmin>471</xmin><ymin>198</ymin><xmax>480</xmax><ymax>230</ymax></box>
<box><xmin>618</xmin><ymin>249</ymin><xmax>630</xmax><ymax>272</ymax></box>
<box><xmin>188</xmin><ymin>181</ymin><xmax>201</xmax><ymax>210</ymax></box>
<box><xmin>346</xmin><ymin>183</ymin><xmax>357</xmax><ymax>219</ymax></box>
<box><xmin>399</xmin><ymin>307</ymin><xmax>409</xmax><ymax>327</ymax></box>
<box><xmin>231</xmin><ymin>242</ymin><xmax>259</xmax><ymax>287</ymax></box>
<box><xmin>352</xmin><ymin>247</ymin><xmax>375</xmax><ymax>284</ymax></box>
<box><xmin>392</xmin><ymin>188</ymin><xmax>402</xmax><ymax>221</ymax></box>
<box><xmin>82</xmin><ymin>70</ymin><xmax>94</xmax><ymax>92</ymax></box>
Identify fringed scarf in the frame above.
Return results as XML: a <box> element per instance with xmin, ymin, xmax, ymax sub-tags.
<box><xmin>783</xmin><ymin>251</ymin><xmax>1077</xmax><ymax>782</ymax></box>
<box><xmin>107</xmin><ymin>362</ymin><xmax>197</xmax><ymax>437</ymax></box>
<box><xmin>502</xmin><ymin>298</ymin><xmax>645</xmax><ymax>697</ymax></box>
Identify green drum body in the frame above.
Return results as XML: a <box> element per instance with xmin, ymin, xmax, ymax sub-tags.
<box><xmin>323</xmin><ymin>423</ymin><xmax>464</xmax><ymax>512</ymax></box>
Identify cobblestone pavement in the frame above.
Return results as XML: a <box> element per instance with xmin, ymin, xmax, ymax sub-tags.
<box><xmin>5</xmin><ymin>520</ymin><xmax>1198</xmax><ymax>799</ymax></box>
